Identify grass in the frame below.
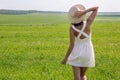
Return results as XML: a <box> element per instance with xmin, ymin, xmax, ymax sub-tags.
<box><xmin>0</xmin><ymin>13</ymin><xmax>120</xmax><ymax>80</ymax></box>
<box><xmin>0</xmin><ymin>13</ymin><xmax>67</xmax><ymax>26</ymax></box>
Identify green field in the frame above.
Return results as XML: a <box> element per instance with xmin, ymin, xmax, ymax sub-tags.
<box><xmin>0</xmin><ymin>13</ymin><xmax>120</xmax><ymax>80</ymax></box>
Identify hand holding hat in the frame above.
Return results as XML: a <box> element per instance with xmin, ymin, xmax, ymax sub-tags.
<box><xmin>74</xmin><ymin>10</ymin><xmax>85</xmax><ymax>18</ymax></box>
<box><xmin>68</xmin><ymin>4</ymin><xmax>86</xmax><ymax>24</ymax></box>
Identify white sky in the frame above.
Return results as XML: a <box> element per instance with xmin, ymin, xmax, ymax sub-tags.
<box><xmin>0</xmin><ymin>0</ymin><xmax>120</xmax><ymax>12</ymax></box>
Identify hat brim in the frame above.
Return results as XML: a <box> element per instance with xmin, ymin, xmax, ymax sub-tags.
<box><xmin>68</xmin><ymin>4</ymin><xmax>86</xmax><ymax>23</ymax></box>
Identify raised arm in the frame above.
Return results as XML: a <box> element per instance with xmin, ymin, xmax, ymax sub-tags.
<box><xmin>86</xmin><ymin>6</ymin><xmax>99</xmax><ymax>26</ymax></box>
<box><xmin>75</xmin><ymin>6</ymin><xmax>99</xmax><ymax>27</ymax></box>
<box><xmin>61</xmin><ymin>26</ymin><xmax>75</xmax><ymax>64</ymax></box>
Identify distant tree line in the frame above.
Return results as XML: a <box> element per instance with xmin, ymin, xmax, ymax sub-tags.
<box><xmin>0</xmin><ymin>9</ymin><xmax>65</xmax><ymax>15</ymax></box>
<box><xmin>0</xmin><ymin>9</ymin><xmax>120</xmax><ymax>15</ymax></box>
<box><xmin>98</xmin><ymin>12</ymin><xmax>120</xmax><ymax>16</ymax></box>
<box><xmin>0</xmin><ymin>9</ymin><xmax>42</xmax><ymax>15</ymax></box>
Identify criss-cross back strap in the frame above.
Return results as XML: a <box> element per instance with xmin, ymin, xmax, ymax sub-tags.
<box><xmin>71</xmin><ymin>21</ymin><xmax>89</xmax><ymax>38</ymax></box>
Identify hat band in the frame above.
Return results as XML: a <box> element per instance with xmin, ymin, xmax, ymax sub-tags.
<box><xmin>72</xmin><ymin>21</ymin><xmax>83</xmax><ymax>27</ymax></box>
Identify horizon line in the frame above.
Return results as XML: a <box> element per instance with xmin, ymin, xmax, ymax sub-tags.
<box><xmin>0</xmin><ymin>9</ymin><xmax>120</xmax><ymax>13</ymax></box>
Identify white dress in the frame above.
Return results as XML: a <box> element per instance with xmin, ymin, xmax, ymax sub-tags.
<box><xmin>67</xmin><ymin>21</ymin><xmax>95</xmax><ymax>67</ymax></box>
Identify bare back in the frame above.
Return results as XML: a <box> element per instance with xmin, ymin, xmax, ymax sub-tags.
<box><xmin>72</xmin><ymin>21</ymin><xmax>90</xmax><ymax>39</ymax></box>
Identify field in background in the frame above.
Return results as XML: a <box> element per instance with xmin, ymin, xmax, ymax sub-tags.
<box><xmin>0</xmin><ymin>13</ymin><xmax>120</xmax><ymax>80</ymax></box>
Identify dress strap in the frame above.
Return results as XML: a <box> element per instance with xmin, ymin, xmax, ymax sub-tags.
<box><xmin>77</xmin><ymin>21</ymin><xmax>87</xmax><ymax>38</ymax></box>
<box><xmin>71</xmin><ymin>21</ymin><xmax>89</xmax><ymax>39</ymax></box>
<box><xmin>81</xmin><ymin>21</ymin><xmax>86</xmax><ymax>32</ymax></box>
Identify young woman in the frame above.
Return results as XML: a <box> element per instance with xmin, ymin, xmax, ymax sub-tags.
<box><xmin>61</xmin><ymin>4</ymin><xmax>98</xmax><ymax>80</ymax></box>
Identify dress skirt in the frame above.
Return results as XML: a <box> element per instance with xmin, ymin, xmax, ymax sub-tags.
<box><xmin>67</xmin><ymin>38</ymin><xmax>95</xmax><ymax>67</ymax></box>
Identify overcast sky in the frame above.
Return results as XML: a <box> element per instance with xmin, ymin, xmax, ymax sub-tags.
<box><xmin>0</xmin><ymin>0</ymin><xmax>120</xmax><ymax>12</ymax></box>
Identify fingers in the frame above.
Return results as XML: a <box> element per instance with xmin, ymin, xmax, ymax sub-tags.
<box><xmin>61</xmin><ymin>59</ymin><xmax>67</xmax><ymax>64</ymax></box>
<box><xmin>74</xmin><ymin>11</ymin><xmax>82</xmax><ymax>17</ymax></box>
<box><xmin>61</xmin><ymin>60</ymin><xmax>66</xmax><ymax>64</ymax></box>
<box><xmin>75</xmin><ymin>10</ymin><xmax>86</xmax><ymax>18</ymax></box>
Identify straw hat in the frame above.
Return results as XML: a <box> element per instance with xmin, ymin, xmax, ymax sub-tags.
<box><xmin>68</xmin><ymin>4</ymin><xmax>86</xmax><ymax>24</ymax></box>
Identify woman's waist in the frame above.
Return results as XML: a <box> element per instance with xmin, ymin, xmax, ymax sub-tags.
<box><xmin>76</xmin><ymin>37</ymin><xmax>91</xmax><ymax>42</ymax></box>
